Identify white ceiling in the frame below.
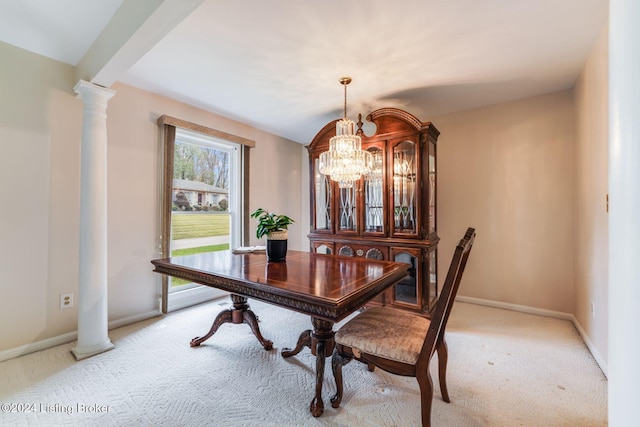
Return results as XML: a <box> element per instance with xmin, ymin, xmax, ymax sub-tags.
<box><xmin>0</xmin><ymin>0</ymin><xmax>608</xmax><ymax>143</ymax></box>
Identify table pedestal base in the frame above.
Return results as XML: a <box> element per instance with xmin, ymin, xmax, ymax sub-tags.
<box><xmin>190</xmin><ymin>294</ymin><xmax>273</xmax><ymax>350</ymax></box>
<box><xmin>282</xmin><ymin>317</ymin><xmax>335</xmax><ymax>417</ymax></box>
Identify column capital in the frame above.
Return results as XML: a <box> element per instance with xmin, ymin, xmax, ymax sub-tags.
<box><xmin>74</xmin><ymin>80</ymin><xmax>116</xmax><ymax>102</ymax></box>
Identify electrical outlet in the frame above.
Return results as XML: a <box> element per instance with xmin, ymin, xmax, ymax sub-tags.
<box><xmin>591</xmin><ymin>301</ymin><xmax>595</xmax><ymax>317</ymax></box>
<box><xmin>60</xmin><ymin>293</ymin><xmax>74</xmax><ymax>309</ymax></box>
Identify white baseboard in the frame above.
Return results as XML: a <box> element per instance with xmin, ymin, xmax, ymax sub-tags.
<box><xmin>569</xmin><ymin>314</ymin><xmax>608</xmax><ymax>377</ymax></box>
<box><xmin>0</xmin><ymin>309</ymin><xmax>162</xmax><ymax>363</ymax></box>
<box><xmin>0</xmin><ymin>331</ymin><xmax>79</xmax><ymax>364</ymax></box>
<box><xmin>456</xmin><ymin>295</ymin><xmax>608</xmax><ymax>377</ymax></box>
<box><xmin>166</xmin><ymin>286</ymin><xmax>228</xmax><ymax>313</ymax></box>
<box><xmin>108</xmin><ymin>309</ymin><xmax>163</xmax><ymax>330</ymax></box>
<box><xmin>456</xmin><ymin>295</ymin><xmax>574</xmax><ymax>320</ymax></box>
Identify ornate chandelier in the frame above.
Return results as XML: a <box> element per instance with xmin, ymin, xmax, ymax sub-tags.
<box><xmin>318</xmin><ymin>77</ymin><xmax>373</xmax><ymax>188</ymax></box>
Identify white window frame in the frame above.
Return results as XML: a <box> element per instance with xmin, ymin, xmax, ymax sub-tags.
<box><xmin>158</xmin><ymin>116</ymin><xmax>254</xmax><ymax>313</ymax></box>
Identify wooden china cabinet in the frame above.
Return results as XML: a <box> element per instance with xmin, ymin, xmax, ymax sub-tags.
<box><xmin>307</xmin><ymin>108</ymin><xmax>440</xmax><ymax>316</ymax></box>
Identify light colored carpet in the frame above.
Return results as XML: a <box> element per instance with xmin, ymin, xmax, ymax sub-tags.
<box><xmin>0</xmin><ymin>299</ymin><xmax>607</xmax><ymax>426</ymax></box>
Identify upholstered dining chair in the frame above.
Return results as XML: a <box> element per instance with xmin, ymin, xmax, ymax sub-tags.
<box><xmin>330</xmin><ymin>227</ymin><xmax>476</xmax><ymax>427</ymax></box>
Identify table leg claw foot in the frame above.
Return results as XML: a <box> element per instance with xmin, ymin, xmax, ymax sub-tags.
<box><xmin>310</xmin><ymin>397</ymin><xmax>324</xmax><ymax>417</ymax></box>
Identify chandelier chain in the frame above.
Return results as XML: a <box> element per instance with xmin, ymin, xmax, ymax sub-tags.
<box><xmin>343</xmin><ymin>82</ymin><xmax>347</xmax><ymax>119</ymax></box>
<box><xmin>339</xmin><ymin>76</ymin><xmax>351</xmax><ymax>119</ymax></box>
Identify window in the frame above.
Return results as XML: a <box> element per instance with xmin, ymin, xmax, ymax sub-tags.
<box><xmin>158</xmin><ymin>116</ymin><xmax>254</xmax><ymax>312</ymax></box>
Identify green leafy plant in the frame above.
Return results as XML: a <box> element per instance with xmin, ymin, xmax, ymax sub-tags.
<box><xmin>250</xmin><ymin>208</ymin><xmax>294</xmax><ymax>239</ymax></box>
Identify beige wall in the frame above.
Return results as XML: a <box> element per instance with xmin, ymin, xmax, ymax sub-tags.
<box><xmin>0</xmin><ymin>41</ymin><xmax>305</xmax><ymax>354</ymax></box>
<box><xmin>573</xmin><ymin>23</ymin><xmax>609</xmax><ymax>367</ymax></box>
<box><xmin>0</xmin><ymin>42</ymin><xmax>81</xmax><ymax>350</ymax></box>
<box><xmin>433</xmin><ymin>91</ymin><xmax>575</xmax><ymax>313</ymax></box>
<box><xmin>430</xmin><ymin>23</ymin><xmax>609</xmax><ymax>371</ymax></box>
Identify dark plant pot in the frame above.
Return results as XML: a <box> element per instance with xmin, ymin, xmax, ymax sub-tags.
<box><xmin>266</xmin><ymin>239</ymin><xmax>287</xmax><ymax>262</ymax></box>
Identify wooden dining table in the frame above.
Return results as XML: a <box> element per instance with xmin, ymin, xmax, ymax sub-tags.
<box><xmin>151</xmin><ymin>249</ymin><xmax>409</xmax><ymax>417</ymax></box>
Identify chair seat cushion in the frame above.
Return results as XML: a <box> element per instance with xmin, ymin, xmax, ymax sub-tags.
<box><xmin>335</xmin><ymin>306</ymin><xmax>430</xmax><ymax>365</ymax></box>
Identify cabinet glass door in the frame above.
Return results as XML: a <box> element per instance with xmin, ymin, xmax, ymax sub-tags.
<box><xmin>390</xmin><ymin>247</ymin><xmax>422</xmax><ymax>309</ymax></box>
<box><xmin>427</xmin><ymin>248</ymin><xmax>437</xmax><ymax>309</ymax></box>
<box><xmin>392</xmin><ymin>140</ymin><xmax>418</xmax><ymax>236</ymax></box>
<box><xmin>364</xmin><ymin>146</ymin><xmax>384</xmax><ymax>233</ymax></box>
<box><xmin>313</xmin><ymin>242</ymin><xmax>333</xmax><ymax>254</ymax></box>
<box><xmin>338</xmin><ymin>186</ymin><xmax>357</xmax><ymax>232</ymax></box>
<box><xmin>428</xmin><ymin>140</ymin><xmax>436</xmax><ymax>234</ymax></box>
<box><xmin>313</xmin><ymin>157</ymin><xmax>331</xmax><ymax>231</ymax></box>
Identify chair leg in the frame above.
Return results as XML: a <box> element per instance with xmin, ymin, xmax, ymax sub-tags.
<box><xmin>437</xmin><ymin>339</ymin><xmax>450</xmax><ymax>403</ymax></box>
<box><xmin>331</xmin><ymin>350</ymin><xmax>352</xmax><ymax>408</ymax></box>
<box><xmin>417</xmin><ymin>368</ymin><xmax>434</xmax><ymax>427</ymax></box>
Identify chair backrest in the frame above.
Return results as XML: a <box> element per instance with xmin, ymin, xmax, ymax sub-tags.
<box><xmin>417</xmin><ymin>227</ymin><xmax>476</xmax><ymax>368</ymax></box>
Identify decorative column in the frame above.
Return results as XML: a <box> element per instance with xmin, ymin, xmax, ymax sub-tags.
<box><xmin>609</xmin><ymin>0</ymin><xmax>640</xmax><ymax>424</ymax></box>
<box><xmin>71</xmin><ymin>80</ymin><xmax>116</xmax><ymax>360</ymax></box>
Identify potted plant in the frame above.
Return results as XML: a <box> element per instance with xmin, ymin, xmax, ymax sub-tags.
<box><xmin>250</xmin><ymin>208</ymin><xmax>294</xmax><ymax>262</ymax></box>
